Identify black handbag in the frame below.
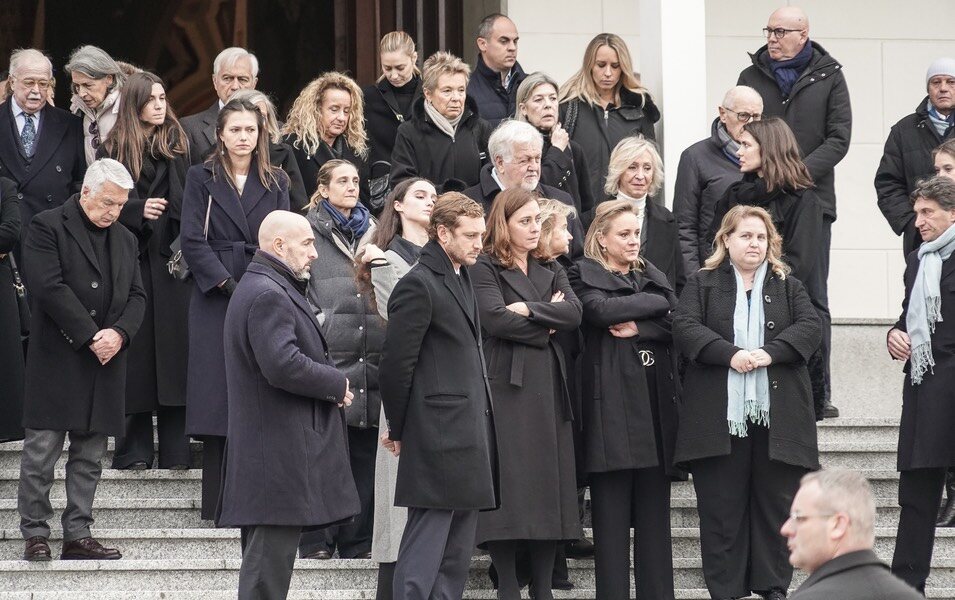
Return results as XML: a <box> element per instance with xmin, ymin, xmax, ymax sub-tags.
<box><xmin>8</xmin><ymin>254</ymin><xmax>29</xmax><ymax>340</ymax></box>
<box><xmin>167</xmin><ymin>194</ymin><xmax>212</xmax><ymax>281</ymax></box>
<box><xmin>367</xmin><ymin>161</ymin><xmax>392</xmax><ymax>214</ymax></box>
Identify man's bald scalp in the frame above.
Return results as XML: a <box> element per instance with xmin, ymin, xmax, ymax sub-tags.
<box><xmin>258</xmin><ymin>210</ymin><xmax>311</xmax><ymax>248</ymax></box>
<box><xmin>723</xmin><ymin>85</ymin><xmax>763</xmax><ymax>110</ymax></box>
<box><xmin>770</xmin><ymin>6</ymin><xmax>809</xmax><ymax>29</ymax></box>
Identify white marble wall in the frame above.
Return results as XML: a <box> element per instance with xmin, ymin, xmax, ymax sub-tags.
<box><xmin>507</xmin><ymin>0</ymin><xmax>955</xmax><ymax>319</ymax></box>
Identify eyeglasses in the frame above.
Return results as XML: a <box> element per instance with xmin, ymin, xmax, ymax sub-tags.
<box><xmin>89</xmin><ymin>121</ymin><xmax>100</xmax><ymax>149</ymax></box>
<box><xmin>15</xmin><ymin>78</ymin><xmax>52</xmax><ymax>90</ymax></box>
<box><xmin>722</xmin><ymin>107</ymin><xmax>762</xmax><ymax>123</ymax></box>
<box><xmin>786</xmin><ymin>512</ymin><xmax>834</xmax><ymax>525</ymax></box>
<box><xmin>763</xmin><ymin>27</ymin><xmax>804</xmax><ymax>39</ymax></box>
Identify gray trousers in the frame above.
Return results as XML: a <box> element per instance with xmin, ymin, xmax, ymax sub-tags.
<box><xmin>18</xmin><ymin>428</ymin><xmax>108</xmax><ymax>541</ymax></box>
<box><xmin>239</xmin><ymin>524</ymin><xmax>302</xmax><ymax>600</ymax></box>
<box><xmin>393</xmin><ymin>508</ymin><xmax>478</xmax><ymax>600</ymax></box>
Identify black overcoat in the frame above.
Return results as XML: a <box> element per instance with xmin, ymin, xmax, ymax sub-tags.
<box><xmin>0</xmin><ymin>178</ymin><xmax>24</xmax><ymax>441</ymax></box>
<box><xmin>609</xmin><ymin>194</ymin><xmax>686</xmax><ymax>294</ymax></box>
<box><xmin>471</xmin><ymin>255</ymin><xmax>582</xmax><ymax>543</ymax></box>
<box><xmin>283</xmin><ymin>132</ymin><xmax>370</xmax><ymax>210</ymax></box>
<box><xmin>737</xmin><ymin>42</ymin><xmax>851</xmax><ymax>220</ymax></box>
<box><xmin>893</xmin><ymin>251</ymin><xmax>955</xmax><ymax>470</ymax></box>
<box><xmin>180</xmin><ymin>160</ymin><xmax>290</xmax><ymax>437</ymax></box>
<box><xmin>788</xmin><ymin>549</ymin><xmax>922</xmax><ymax>600</ymax></box>
<box><xmin>181</xmin><ymin>102</ymin><xmax>218</xmax><ymax>165</ymax></box>
<box><xmin>379</xmin><ymin>240</ymin><xmax>498</xmax><ymax>510</ymax></box>
<box><xmin>540</xmin><ymin>134</ymin><xmax>595</xmax><ymax>226</ymax></box>
<box><xmin>21</xmin><ymin>196</ymin><xmax>146</xmax><ymax>436</ymax></box>
<box><xmin>568</xmin><ymin>257</ymin><xmax>682</xmax><ymax>477</ymax></box>
<box><xmin>270</xmin><ymin>142</ymin><xmax>308</xmax><ymax>213</ymax></box>
<box><xmin>363</xmin><ymin>76</ymin><xmax>422</xmax><ymax>166</ymax></box>
<box><xmin>390</xmin><ymin>96</ymin><xmax>492</xmax><ymax>192</ymax></box>
<box><xmin>0</xmin><ymin>101</ymin><xmax>85</xmax><ymax>255</ymax></box>
<box><xmin>218</xmin><ymin>255</ymin><xmax>360</xmax><ymax>528</ymax></box>
<box><xmin>672</xmin><ymin>261</ymin><xmax>821</xmax><ymax>469</ymax></box>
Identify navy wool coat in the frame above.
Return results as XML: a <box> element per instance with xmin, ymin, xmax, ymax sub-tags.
<box><xmin>218</xmin><ymin>255</ymin><xmax>360</xmax><ymax>528</ymax></box>
<box><xmin>180</xmin><ymin>159</ymin><xmax>290</xmax><ymax>437</ymax></box>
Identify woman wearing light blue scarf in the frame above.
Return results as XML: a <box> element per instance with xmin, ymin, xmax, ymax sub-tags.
<box><xmin>673</xmin><ymin>205</ymin><xmax>821</xmax><ymax>600</ymax></box>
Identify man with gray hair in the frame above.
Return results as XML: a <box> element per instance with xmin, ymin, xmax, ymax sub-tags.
<box><xmin>0</xmin><ymin>48</ymin><xmax>86</xmax><ymax>260</ymax></box>
<box><xmin>65</xmin><ymin>45</ymin><xmax>126</xmax><ymax>165</ymax></box>
<box><xmin>673</xmin><ymin>85</ymin><xmax>763</xmax><ymax>272</ymax></box>
<box><xmin>463</xmin><ymin>119</ymin><xmax>583</xmax><ymax>257</ymax></box>
<box><xmin>782</xmin><ymin>470</ymin><xmax>921</xmax><ymax>599</ymax></box>
<box><xmin>181</xmin><ymin>47</ymin><xmax>259</xmax><ymax>164</ymax></box>
<box><xmin>18</xmin><ymin>158</ymin><xmax>145</xmax><ymax>561</ymax></box>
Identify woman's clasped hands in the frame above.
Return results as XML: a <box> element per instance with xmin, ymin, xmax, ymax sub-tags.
<box><xmin>730</xmin><ymin>348</ymin><xmax>772</xmax><ymax>373</ymax></box>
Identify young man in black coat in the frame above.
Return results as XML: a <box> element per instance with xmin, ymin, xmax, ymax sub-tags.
<box><xmin>0</xmin><ymin>49</ymin><xmax>86</xmax><ymax>262</ymax></box>
<box><xmin>18</xmin><ymin>159</ymin><xmax>145</xmax><ymax>562</ymax></box>
<box><xmin>379</xmin><ymin>192</ymin><xmax>498</xmax><ymax>600</ymax></box>
<box><xmin>220</xmin><ymin>210</ymin><xmax>359</xmax><ymax>599</ymax></box>
<box><xmin>783</xmin><ymin>470</ymin><xmax>922</xmax><ymax>600</ymax></box>
<box><xmin>467</xmin><ymin>14</ymin><xmax>527</xmax><ymax>127</ymax></box>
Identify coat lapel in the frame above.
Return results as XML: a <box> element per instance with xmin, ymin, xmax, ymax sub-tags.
<box><xmin>25</xmin><ymin>105</ymin><xmax>67</xmax><ymax>182</ymax></box>
<box><xmin>144</xmin><ymin>158</ymin><xmax>169</xmax><ymax>199</ymax></box>
<box><xmin>201</xmin><ymin>103</ymin><xmax>218</xmax><ymax>149</ymax></box>
<box><xmin>239</xmin><ymin>164</ymin><xmax>269</xmax><ymax>216</ymax></box>
<box><xmin>105</xmin><ymin>220</ymin><xmax>128</xmax><ymax>315</ymax></box>
<box><xmin>63</xmin><ymin>198</ymin><xmax>102</xmax><ymax>276</ymax></box>
<box><xmin>208</xmin><ymin>170</ymin><xmax>253</xmax><ymax>241</ymax></box>
<box><xmin>420</xmin><ymin>241</ymin><xmax>479</xmax><ymax>335</ymax></box>
<box><xmin>942</xmin><ymin>253</ymin><xmax>955</xmax><ymax>284</ymax></box>
<box><xmin>497</xmin><ymin>259</ymin><xmax>554</xmax><ymax>302</ymax></box>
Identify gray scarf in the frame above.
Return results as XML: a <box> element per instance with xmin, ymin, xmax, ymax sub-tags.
<box><xmin>716</xmin><ymin>123</ymin><xmax>742</xmax><ymax>166</ymax></box>
<box><xmin>423</xmin><ymin>99</ymin><xmax>464</xmax><ymax>139</ymax></box>
<box><xmin>907</xmin><ymin>222</ymin><xmax>955</xmax><ymax>384</ymax></box>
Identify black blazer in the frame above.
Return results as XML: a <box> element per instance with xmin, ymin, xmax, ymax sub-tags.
<box><xmin>0</xmin><ymin>101</ymin><xmax>85</xmax><ymax>254</ymax></box>
<box><xmin>181</xmin><ymin>102</ymin><xmax>219</xmax><ymax>165</ymax></box>
<box><xmin>672</xmin><ymin>261</ymin><xmax>821</xmax><ymax>469</ymax></box>
<box><xmin>789</xmin><ymin>550</ymin><xmax>922</xmax><ymax>600</ymax></box>
<box><xmin>379</xmin><ymin>240</ymin><xmax>498</xmax><ymax>510</ymax></box>
<box><xmin>608</xmin><ymin>195</ymin><xmax>686</xmax><ymax>294</ymax></box>
<box><xmin>21</xmin><ymin>196</ymin><xmax>146</xmax><ymax>436</ymax></box>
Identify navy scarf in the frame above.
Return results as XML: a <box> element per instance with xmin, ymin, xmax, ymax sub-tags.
<box><xmin>768</xmin><ymin>40</ymin><xmax>813</xmax><ymax>97</ymax></box>
<box><xmin>322</xmin><ymin>199</ymin><xmax>372</xmax><ymax>240</ymax></box>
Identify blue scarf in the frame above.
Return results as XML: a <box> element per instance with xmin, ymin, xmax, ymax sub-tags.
<box><xmin>768</xmin><ymin>41</ymin><xmax>813</xmax><ymax>97</ymax></box>
<box><xmin>928</xmin><ymin>101</ymin><xmax>955</xmax><ymax>138</ymax></box>
<box><xmin>907</xmin><ymin>223</ymin><xmax>955</xmax><ymax>384</ymax></box>
<box><xmin>322</xmin><ymin>199</ymin><xmax>371</xmax><ymax>240</ymax></box>
<box><xmin>727</xmin><ymin>260</ymin><xmax>770</xmax><ymax>437</ymax></box>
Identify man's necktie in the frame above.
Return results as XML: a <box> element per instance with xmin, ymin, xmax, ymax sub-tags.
<box><xmin>21</xmin><ymin>114</ymin><xmax>36</xmax><ymax>157</ymax></box>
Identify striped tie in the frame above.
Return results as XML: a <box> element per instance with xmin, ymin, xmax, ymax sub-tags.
<box><xmin>21</xmin><ymin>114</ymin><xmax>36</xmax><ymax>157</ymax></box>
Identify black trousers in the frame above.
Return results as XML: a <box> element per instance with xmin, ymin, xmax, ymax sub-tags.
<box><xmin>804</xmin><ymin>215</ymin><xmax>833</xmax><ymax>411</ymax></box>
<box><xmin>199</xmin><ymin>435</ymin><xmax>225</xmax><ymax>522</ymax></box>
<box><xmin>239</xmin><ymin>524</ymin><xmax>301</xmax><ymax>600</ymax></box>
<box><xmin>691</xmin><ymin>425</ymin><xmax>807</xmax><ymax>599</ymax></box>
<box><xmin>590</xmin><ymin>466</ymin><xmax>674</xmax><ymax>600</ymax></box>
<box><xmin>892</xmin><ymin>467</ymin><xmax>947</xmax><ymax>592</ymax></box>
<box><xmin>376</xmin><ymin>561</ymin><xmax>395</xmax><ymax>600</ymax></box>
<box><xmin>300</xmin><ymin>426</ymin><xmax>377</xmax><ymax>557</ymax></box>
<box><xmin>112</xmin><ymin>406</ymin><xmax>191</xmax><ymax>469</ymax></box>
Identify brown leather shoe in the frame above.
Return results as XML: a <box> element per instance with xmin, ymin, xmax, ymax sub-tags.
<box><xmin>23</xmin><ymin>536</ymin><xmax>51</xmax><ymax>561</ymax></box>
<box><xmin>61</xmin><ymin>536</ymin><xmax>122</xmax><ymax>560</ymax></box>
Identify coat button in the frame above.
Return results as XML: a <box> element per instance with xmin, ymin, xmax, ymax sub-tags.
<box><xmin>485</xmin><ymin>409</ymin><xmax>490</xmax><ymax>416</ymax></box>
<box><xmin>764</xmin><ymin>295</ymin><xmax>772</xmax><ymax>303</ymax></box>
<box><xmin>358</xmin><ymin>325</ymin><xmax>364</xmax><ymax>331</ymax></box>
<box><xmin>91</xmin><ymin>281</ymin><xmax>99</xmax><ymax>289</ymax></box>
<box><xmin>16</xmin><ymin>193</ymin><xmax>22</xmax><ymax>200</ymax></box>
<box><xmin>356</xmin><ymin>293</ymin><xmax>361</xmax><ymax>298</ymax></box>
<box><xmin>359</xmin><ymin>357</ymin><xmax>364</xmax><ymax>363</ymax></box>
<box><xmin>89</xmin><ymin>310</ymin><xmax>97</xmax><ymax>317</ymax></box>
<box><xmin>766</xmin><ymin>321</ymin><xmax>775</xmax><ymax>330</ymax></box>
<box><xmin>772</xmin><ymin>380</ymin><xmax>779</xmax><ymax>390</ymax></box>
<box><xmin>359</xmin><ymin>388</ymin><xmax>365</xmax><ymax>393</ymax></box>
<box><xmin>46</xmin><ymin>195</ymin><xmax>52</xmax><ymax>202</ymax></box>
<box><xmin>668</xmin><ymin>373</ymin><xmax>674</xmax><ymax>381</ymax></box>
<box><xmin>56</xmin><ymin>165</ymin><xmax>62</xmax><ymax>172</ymax></box>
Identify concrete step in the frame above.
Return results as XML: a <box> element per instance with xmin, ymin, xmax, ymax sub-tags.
<box><xmin>0</xmin><ymin>469</ymin><xmax>201</xmax><ymax>499</ymax></box>
<box><xmin>5</xmin><ymin>593</ymin><xmax>955</xmax><ymax>600</ymax></box>
<box><xmin>0</xmin><ymin>440</ymin><xmax>202</xmax><ymax>470</ymax></box>
<box><xmin>671</xmin><ymin>469</ymin><xmax>903</xmax><ymax>500</ymax></box>
<box><xmin>815</xmin><ymin>418</ymin><xmax>900</xmax><ymax>444</ymax></box>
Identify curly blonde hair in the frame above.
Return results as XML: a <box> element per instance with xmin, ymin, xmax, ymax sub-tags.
<box><xmin>282</xmin><ymin>72</ymin><xmax>368</xmax><ymax>158</ymax></box>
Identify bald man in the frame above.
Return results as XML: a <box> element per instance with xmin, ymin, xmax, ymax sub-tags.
<box><xmin>737</xmin><ymin>5</ymin><xmax>850</xmax><ymax>420</ymax></box>
<box><xmin>673</xmin><ymin>85</ymin><xmax>763</xmax><ymax>272</ymax></box>
<box><xmin>219</xmin><ymin>210</ymin><xmax>360</xmax><ymax>599</ymax></box>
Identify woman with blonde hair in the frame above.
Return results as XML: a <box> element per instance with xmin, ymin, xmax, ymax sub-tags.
<box><xmin>674</xmin><ymin>205</ymin><xmax>821</xmax><ymax>600</ymax></box>
<box><xmin>558</xmin><ymin>34</ymin><xmax>660</xmax><ymax>205</ymax></box>
<box><xmin>363</xmin><ymin>31</ymin><xmax>422</xmax><ymax>166</ymax></box>
<box><xmin>390</xmin><ymin>51</ymin><xmax>492</xmax><ymax>191</ymax></box>
<box><xmin>283</xmin><ymin>72</ymin><xmax>370</xmax><ymax>206</ymax></box>
<box><xmin>567</xmin><ymin>199</ymin><xmax>680</xmax><ymax>600</ymax></box>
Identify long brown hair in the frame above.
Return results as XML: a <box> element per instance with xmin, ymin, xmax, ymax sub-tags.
<box><xmin>482</xmin><ymin>188</ymin><xmax>540</xmax><ymax>268</ymax></box>
<box><xmin>703</xmin><ymin>205</ymin><xmax>790</xmax><ymax>278</ymax></box>
<box><xmin>101</xmin><ymin>71</ymin><xmax>187</xmax><ymax>181</ymax></box>
<box><xmin>743</xmin><ymin>117</ymin><xmax>813</xmax><ymax>193</ymax></box>
<box><xmin>208</xmin><ymin>98</ymin><xmax>282</xmax><ymax>191</ymax></box>
<box><xmin>584</xmin><ymin>199</ymin><xmax>644</xmax><ymax>273</ymax></box>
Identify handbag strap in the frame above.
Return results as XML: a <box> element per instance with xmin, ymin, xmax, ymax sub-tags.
<box><xmin>203</xmin><ymin>194</ymin><xmax>212</xmax><ymax>240</ymax></box>
<box><xmin>8</xmin><ymin>253</ymin><xmax>24</xmax><ymax>295</ymax></box>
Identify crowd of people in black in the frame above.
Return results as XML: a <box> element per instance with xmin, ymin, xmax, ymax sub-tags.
<box><xmin>2</xmin><ymin>5</ymin><xmax>955</xmax><ymax>600</ymax></box>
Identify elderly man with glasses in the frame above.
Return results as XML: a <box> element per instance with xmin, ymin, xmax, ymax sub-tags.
<box><xmin>0</xmin><ymin>48</ymin><xmax>86</xmax><ymax>263</ymax></box>
<box><xmin>737</xmin><ymin>5</ymin><xmax>850</xmax><ymax>421</ymax></box>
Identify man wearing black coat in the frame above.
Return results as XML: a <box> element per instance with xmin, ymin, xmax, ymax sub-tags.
<box><xmin>876</xmin><ymin>58</ymin><xmax>955</xmax><ymax>257</ymax></box>
<box><xmin>17</xmin><ymin>159</ymin><xmax>144</xmax><ymax>562</ymax></box>
<box><xmin>737</xmin><ymin>6</ymin><xmax>850</xmax><ymax>419</ymax></box>
<box><xmin>380</xmin><ymin>192</ymin><xmax>497</xmax><ymax>600</ymax></box>
<box><xmin>181</xmin><ymin>47</ymin><xmax>258</xmax><ymax>165</ymax></box>
<box><xmin>0</xmin><ymin>49</ymin><xmax>85</xmax><ymax>261</ymax></box>
<box><xmin>467</xmin><ymin>14</ymin><xmax>527</xmax><ymax>127</ymax></box>
<box><xmin>220</xmin><ymin>210</ymin><xmax>359</xmax><ymax>599</ymax></box>
<box><xmin>783</xmin><ymin>470</ymin><xmax>921</xmax><ymax>600</ymax></box>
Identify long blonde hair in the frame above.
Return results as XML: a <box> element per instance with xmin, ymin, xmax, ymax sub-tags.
<box><xmin>584</xmin><ymin>199</ymin><xmax>644</xmax><ymax>273</ymax></box>
<box><xmin>558</xmin><ymin>33</ymin><xmax>648</xmax><ymax>107</ymax></box>
<box><xmin>283</xmin><ymin>72</ymin><xmax>368</xmax><ymax>158</ymax></box>
<box><xmin>377</xmin><ymin>31</ymin><xmax>421</xmax><ymax>83</ymax></box>
<box><xmin>703</xmin><ymin>205</ymin><xmax>790</xmax><ymax>278</ymax></box>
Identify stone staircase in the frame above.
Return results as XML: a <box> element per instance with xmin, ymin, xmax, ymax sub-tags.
<box><xmin>2</xmin><ymin>418</ymin><xmax>953</xmax><ymax>599</ymax></box>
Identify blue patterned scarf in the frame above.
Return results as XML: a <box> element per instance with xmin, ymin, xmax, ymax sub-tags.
<box><xmin>322</xmin><ymin>199</ymin><xmax>371</xmax><ymax>240</ymax></box>
<box><xmin>768</xmin><ymin>41</ymin><xmax>813</xmax><ymax>97</ymax></box>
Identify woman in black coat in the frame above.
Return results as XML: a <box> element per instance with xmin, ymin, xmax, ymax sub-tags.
<box><xmin>472</xmin><ymin>188</ymin><xmax>582</xmax><ymax>600</ymax></box>
<box><xmin>558</xmin><ymin>34</ymin><xmax>660</xmax><ymax>207</ymax></box>
<box><xmin>99</xmin><ymin>71</ymin><xmax>192</xmax><ymax>470</ymax></box>
<box><xmin>605</xmin><ymin>136</ymin><xmax>685</xmax><ymax>294</ymax></box>
<box><xmin>390</xmin><ymin>51</ymin><xmax>492</xmax><ymax>192</ymax></box>
<box><xmin>567</xmin><ymin>200</ymin><xmax>680</xmax><ymax>600</ymax></box>
<box><xmin>283</xmin><ymin>72</ymin><xmax>371</xmax><ymax>208</ymax></box>
<box><xmin>673</xmin><ymin>205</ymin><xmax>821</xmax><ymax>600</ymax></box>
<box><xmin>0</xmin><ymin>177</ymin><xmax>24</xmax><ymax>442</ymax></box>
<box><xmin>180</xmin><ymin>98</ymin><xmax>290</xmax><ymax>521</ymax></box>
<box><xmin>515</xmin><ymin>72</ymin><xmax>595</xmax><ymax>224</ymax></box>
<box><xmin>363</xmin><ymin>31</ymin><xmax>423</xmax><ymax>166</ymax></box>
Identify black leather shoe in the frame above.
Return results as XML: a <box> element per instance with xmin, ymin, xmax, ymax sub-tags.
<box><xmin>938</xmin><ymin>469</ymin><xmax>955</xmax><ymax>526</ymax></box>
<box><xmin>61</xmin><ymin>536</ymin><xmax>121</xmax><ymax>560</ymax></box>
<box><xmin>302</xmin><ymin>549</ymin><xmax>332</xmax><ymax>559</ymax></box>
<box><xmin>551</xmin><ymin>577</ymin><xmax>574</xmax><ymax>590</ymax></box>
<box><xmin>821</xmin><ymin>400</ymin><xmax>840</xmax><ymax>419</ymax></box>
<box><xmin>23</xmin><ymin>536</ymin><xmax>51</xmax><ymax>561</ymax></box>
<box><xmin>759</xmin><ymin>589</ymin><xmax>787</xmax><ymax>600</ymax></box>
<box><xmin>565</xmin><ymin>538</ymin><xmax>594</xmax><ymax>559</ymax></box>
<box><xmin>124</xmin><ymin>461</ymin><xmax>149</xmax><ymax>471</ymax></box>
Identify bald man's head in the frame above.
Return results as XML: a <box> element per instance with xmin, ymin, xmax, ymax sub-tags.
<box><xmin>258</xmin><ymin>210</ymin><xmax>317</xmax><ymax>280</ymax></box>
<box><xmin>719</xmin><ymin>86</ymin><xmax>764</xmax><ymax>141</ymax></box>
<box><xmin>766</xmin><ymin>6</ymin><xmax>809</xmax><ymax>61</ymax></box>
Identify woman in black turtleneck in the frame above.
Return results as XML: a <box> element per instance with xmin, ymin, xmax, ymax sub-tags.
<box><xmin>363</xmin><ymin>31</ymin><xmax>423</xmax><ymax>166</ymax></box>
<box><xmin>515</xmin><ymin>72</ymin><xmax>595</xmax><ymax>225</ymax></box>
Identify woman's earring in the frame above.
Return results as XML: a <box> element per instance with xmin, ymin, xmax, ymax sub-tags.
<box><xmin>221</xmin><ymin>149</ymin><xmax>226</xmax><ymax>155</ymax></box>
